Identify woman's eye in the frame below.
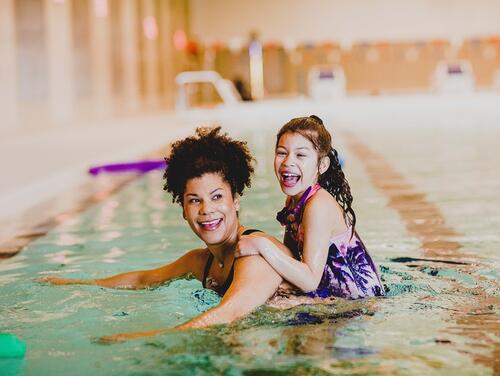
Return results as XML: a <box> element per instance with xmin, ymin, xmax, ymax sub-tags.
<box><xmin>297</xmin><ymin>153</ymin><xmax>306</xmax><ymax>158</ymax></box>
<box><xmin>189</xmin><ymin>198</ymin><xmax>200</xmax><ymax>204</ymax></box>
<box><xmin>276</xmin><ymin>151</ymin><xmax>286</xmax><ymax>156</ymax></box>
<box><xmin>213</xmin><ymin>194</ymin><xmax>222</xmax><ymax>200</ymax></box>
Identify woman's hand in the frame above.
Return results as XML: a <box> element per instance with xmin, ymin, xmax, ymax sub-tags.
<box><xmin>38</xmin><ymin>248</ymin><xmax>207</xmax><ymax>290</ymax></box>
<box><xmin>97</xmin><ymin>332</ymin><xmax>146</xmax><ymax>344</ymax></box>
<box><xmin>96</xmin><ymin>328</ymin><xmax>173</xmax><ymax>344</ymax></box>
<box><xmin>38</xmin><ymin>276</ymin><xmax>83</xmax><ymax>285</ymax></box>
<box><xmin>96</xmin><ymin>333</ymin><xmax>133</xmax><ymax>344</ymax></box>
<box><xmin>235</xmin><ymin>234</ymin><xmax>267</xmax><ymax>258</ymax></box>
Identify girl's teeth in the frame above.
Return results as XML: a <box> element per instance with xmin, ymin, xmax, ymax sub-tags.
<box><xmin>281</xmin><ymin>173</ymin><xmax>300</xmax><ymax>187</ymax></box>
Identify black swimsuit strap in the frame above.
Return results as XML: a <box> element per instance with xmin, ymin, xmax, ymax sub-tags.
<box><xmin>241</xmin><ymin>229</ymin><xmax>262</xmax><ymax>236</ymax></box>
<box><xmin>219</xmin><ymin>229</ymin><xmax>262</xmax><ymax>294</ymax></box>
<box><xmin>202</xmin><ymin>229</ymin><xmax>262</xmax><ymax>294</ymax></box>
<box><xmin>202</xmin><ymin>252</ymin><xmax>214</xmax><ymax>289</ymax></box>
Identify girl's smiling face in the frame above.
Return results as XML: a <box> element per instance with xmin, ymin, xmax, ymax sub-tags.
<box><xmin>274</xmin><ymin>132</ymin><xmax>325</xmax><ymax>200</ymax></box>
<box><xmin>183</xmin><ymin>173</ymin><xmax>240</xmax><ymax>247</ymax></box>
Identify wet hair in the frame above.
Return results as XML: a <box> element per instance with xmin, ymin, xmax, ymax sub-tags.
<box><xmin>163</xmin><ymin>126</ymin><xmax>254</xmax><ymax>205</ymax></box>
<box><xmin>276</xmin><ymin>115</ymin><xmax>356</xmax><ymax>231</ymax></box>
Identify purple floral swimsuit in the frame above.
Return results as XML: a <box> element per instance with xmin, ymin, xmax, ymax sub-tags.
<box><xmin>277</xmin><ymin>183</ymin><xmax>384</xmax><ymax>299</ymax></box>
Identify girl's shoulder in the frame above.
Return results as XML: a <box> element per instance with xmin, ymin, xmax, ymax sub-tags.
<box><xmin>306</xmin><ymin>187</ymin><xmax>335</xmax><ymax>206</ymax></box>
<box><xmin>304</xmin><ymin>187</ymin><xmax>344</xmax><ymax>217</ymax></box>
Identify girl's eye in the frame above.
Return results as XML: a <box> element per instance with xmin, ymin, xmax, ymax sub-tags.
<box><xmin>189</xmin><ymin>198</ymin><xmax>200</xmax><ymax>204</ymax></box>
<box><xmin>276</xmin><ymin>151</ymin><xmax>286</xmax><ymax>156</ymax></box>
<box><xmin>213</xmin><ymin>194</ymin><xmax>222</xmax><ymax>200</ymax></box>
<box><xmin>297</xmin><ymin>153</ymin><xmax>306</xmax><ymax>158</ymax></box>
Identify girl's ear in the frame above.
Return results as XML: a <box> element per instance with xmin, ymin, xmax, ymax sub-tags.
<box><xmin>233</xmin><ymin>194</ymin><xmax>241</xmax><ymax>211</ymax></box>
<box><xmin>319</xmin><ymin>155</ymin><xmax>330</xmax><ymax>175</ymax></box>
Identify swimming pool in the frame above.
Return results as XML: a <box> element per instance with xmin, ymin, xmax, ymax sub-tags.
<box><xmin>1</xmin><ymin>113</ymin><xmax>499</xmax><ymax>375</ymax></box>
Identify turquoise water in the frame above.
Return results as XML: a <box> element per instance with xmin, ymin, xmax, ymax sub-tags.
<box><xmin>1</xmin><ymin>124</ymin><xmax>499</xmax><ymax>375</ymax></box>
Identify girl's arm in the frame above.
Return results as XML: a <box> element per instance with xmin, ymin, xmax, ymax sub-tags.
<box><xmin>237</xmin><ymin>194</ymin><xmax>336</xmax><ymax>292</ymax></box>
<box><xmin>98</xmin><ymin>254</ymin><xmax>284</xmax><ymax>343</ymax></box>
<box><xmin>41</xmin><ymin>248</ymin><xmax>207</xmax><ymax>289</ymax></box>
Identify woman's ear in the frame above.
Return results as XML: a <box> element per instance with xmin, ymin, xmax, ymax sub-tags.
<box><xmin>319</xmin><ymin>155</ymin><xmax>330</xmax><ymax>175</ymax></box>
<box><xmin>233</xmin><ymin>194</ymin><xmax>240</xmax><ymax>211</ymax></box>
<box><xmin>182</xmin><ymin>208</ymin><xmax>187</xmax><ymax>220</ymax></box>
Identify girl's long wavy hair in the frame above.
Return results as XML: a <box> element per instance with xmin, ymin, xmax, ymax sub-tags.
<box><xmin>276</xmin><ymin>115</ymin><xmax>356</xmax><ymax>232</ymax></box>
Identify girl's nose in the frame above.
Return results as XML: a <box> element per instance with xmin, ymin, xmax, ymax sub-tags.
<box><xmin>283</xmin><ymin>154</ymin><xmax>294</xmax><ymax>166</ymax></box>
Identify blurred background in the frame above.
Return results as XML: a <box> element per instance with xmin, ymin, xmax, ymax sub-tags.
<box><xmin>1</xmin><ymin>0</ymin><xmax>500</xmax><ymax>231</ymax></box>
<box><xmin>1</xmin><ymin>0</ymin><xmax>500</xmax><ymax>131</ymax></box>
<box><xmin>2</xmin><ymin>3</ymin><xmax>500</xmax><ymax>374</ymax></box>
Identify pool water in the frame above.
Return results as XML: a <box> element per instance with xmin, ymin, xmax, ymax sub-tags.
<box><xmin>1</xmin><ymin>116</ymin><xmax>499</xmax><ymax>375</ymax></box>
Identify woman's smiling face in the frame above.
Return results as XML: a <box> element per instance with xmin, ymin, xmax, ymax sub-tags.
<box><xmin>182</xmin><ymin>173</ymin><xmax>240</xmax><ymax>246</ymax></box>
<box><xmin>274</xmin><ymin>132</ymin><xmax>321</xmax><ymax>199</ymax></box>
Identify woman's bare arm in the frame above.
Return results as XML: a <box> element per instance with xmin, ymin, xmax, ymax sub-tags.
<box><xmin>98</xmin><ymin>252</ymin><xmax>287</xmax><ymax>343</ymax></box>
<box><xmin>178</xmin><ymin>254</ymin><xmax>284</xmax><ymax>328</ymax></box>
<box><xmin>41</xmin><ymin>248</ymin><xmax>207</xmax><ymax>289</ymax></box>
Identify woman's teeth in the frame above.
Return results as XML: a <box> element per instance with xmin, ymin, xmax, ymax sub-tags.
<box><xmin>199</xmin><ymin>218</ymin><xmax>222</xmax><ymax>230</ymax></box>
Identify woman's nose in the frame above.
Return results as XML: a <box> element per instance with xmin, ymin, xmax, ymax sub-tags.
<box><xmin>199</xmin><ymin>200</ymin><xmax>214</xmax><ymax>214</ymax></box>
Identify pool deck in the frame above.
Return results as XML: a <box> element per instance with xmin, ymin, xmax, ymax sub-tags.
<box><xmin>0</xmin><ymin>112</ymin><xmax>197</xmax><ymax>254</ymax></box>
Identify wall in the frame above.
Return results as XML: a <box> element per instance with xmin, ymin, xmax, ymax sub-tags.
<box><xmin>0</xmin><ymin>0</ymin><xmax>190</xmax><ymax>133</ymax></box>
<box><xmin>189</xmin><ymin>0</ymin><xmax>500</xmax><ymax>46</ymax></box>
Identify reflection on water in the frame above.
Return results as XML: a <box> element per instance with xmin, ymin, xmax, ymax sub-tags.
<box><xmin>0</xmin><ymin>123</ymin><xmax>499</xmax><ymax>375</ymax></box>
<box><xmin>0</xmin><ymin>273</ymin><xmax>23</xmax><ymax>284</ymax></box>
<box><xmin>102</xmin><ymin>247</ymin><xmax>126</xmax><ymax>264</ymax></box>
<box><xmin>0</xmin><ymin>255</ymin><xmax>28</xmax><ymax>273</ymax></box>
<box><xmin>44</xmin><ymin>250</ymin><xmax>84</xmax><ymax>265</ymax></box>
<box><xmin>344</xmin><ymin>131</ymin><xmax>464</xmax><ymax>259</ymax></box>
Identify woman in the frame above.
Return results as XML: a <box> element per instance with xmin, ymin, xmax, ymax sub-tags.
<box><xmin>43</xmin><ymin>127</ymin><xmax>290</xmax><ymax>342</ymax></box>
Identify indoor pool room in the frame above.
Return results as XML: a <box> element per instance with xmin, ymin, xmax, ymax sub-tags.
<box><xmin>1</xmin><ymin>1</ymin><xmax>499</xmax><ymax>375</ymax></box>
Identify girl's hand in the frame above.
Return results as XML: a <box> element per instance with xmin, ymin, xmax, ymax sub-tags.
<box><xmin>235</xmin><ymin>234</ymin><xmax>266</xmax><ymax>258</ymax></box>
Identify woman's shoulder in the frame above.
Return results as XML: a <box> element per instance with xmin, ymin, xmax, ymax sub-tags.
<box><xmin>177</xmin><ymin>248</ymin><xmax>211</xmax><ymax>280</ymax></box>
<box><xmin>183</xmin><ymin>247</ymin><xmax>211</xmax><ymax>264</ymax></box>
<box><xmin>239</xmin><ymin>226</ymin><xmax>266</xmax><ymax>236</ymax></box>
<box><xmin>240</xmin><ymin>227</ymin><xmax>277</xmax><ymax>244</ymax></box>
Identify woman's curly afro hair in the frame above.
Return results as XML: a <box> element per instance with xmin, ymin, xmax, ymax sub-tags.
<box><xmin>163</xmin><ymin>126</ymin><xmax>255</xmax><ymax>205</ymax></box>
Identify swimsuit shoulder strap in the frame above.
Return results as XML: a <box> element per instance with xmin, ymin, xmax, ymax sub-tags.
<box><xmin>202</xmin><ymin>251</ymin><xmax>214</xmax><ymax>289</ymax></box>
<box><xmin>203</xmin><ymin>229</ymin><xmax>262</xmax><ymax>294</ymax></box>
<box><xmin>219</xmin><ymin>228</ymin><xmax>262</xmax><ymax>294</ymax></box>
<box><xmin>242</xmin><ymin>228</ymin><xmax>262</xmax><ymax>236</ymax></box>
<box><xmin>304</xmin><ymin>183</ymin><xmax>322</xmax><ymax>204</ymax></box>
<box><xmin>296</xmin><ymin>183</ymin><xmax>322</xmax><ymax>222</ymax></box>
<box><xmin>220</xmin><ymin>264</ymin><xmax>235</xmax><ymax>294</ymax></box>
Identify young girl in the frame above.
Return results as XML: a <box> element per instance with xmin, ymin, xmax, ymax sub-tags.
<box><xmin>236</xmin><ymin>115</ymin><xmax>384</xmax><ymax>299</ymax></box>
